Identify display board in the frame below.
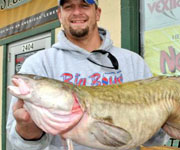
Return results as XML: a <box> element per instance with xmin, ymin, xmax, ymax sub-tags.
<box><xmin>0</xmin><ymin>0</ymin><xmax>58</xmax><ymax>38</ymax></box>
<box><xmin>141</xmin><ymin>0</ymin><xmax>180</xmax><ymax>76</ymax></box>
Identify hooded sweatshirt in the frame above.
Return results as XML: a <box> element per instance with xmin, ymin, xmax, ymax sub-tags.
<box><xmin>6</xmin><ymin>28</ymin><xmax>169</xmax><ymax>150</ymax></box>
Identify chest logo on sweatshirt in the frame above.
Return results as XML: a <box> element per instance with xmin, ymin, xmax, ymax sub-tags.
<box><xmin>60</xmin><ymin>71</ymin><xmax>123</xmax><ymax>86</ymax></box>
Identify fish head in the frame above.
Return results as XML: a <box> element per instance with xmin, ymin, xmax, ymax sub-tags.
<box><xmin>8</xmin><ymin>74</ymin><xmax>34</xmax><ymax>100</ymax></box>
<box><xmin>8</xmin><ymin>74</ymin><xmax>75</xmax><ymax>111</ymax></box>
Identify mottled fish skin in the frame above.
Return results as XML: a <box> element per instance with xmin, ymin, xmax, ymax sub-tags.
<box><xmin>72</xmin><ymin>76</ymin><xmax>180</xmax><ymax>149</ymax></box>
<box><xmin>8</xmin><ymin>74</ymin><xmax>180</xmax><ymax>150</ymax></box>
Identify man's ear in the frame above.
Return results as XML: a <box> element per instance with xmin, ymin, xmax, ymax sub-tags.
<box><xmin>57</xmin><ymin>8</ymin><xmax>62</xmax><ymax>22</ymax></box>
<box><xmin>96</xmin><ymin>7</ymin><xmax>101</xmax><ymax>21</ymax></box>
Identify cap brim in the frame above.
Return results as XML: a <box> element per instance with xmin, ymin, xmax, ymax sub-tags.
<box><xmin>59</xmin><ymin>0</ymin><xmax>98</xmax><ymax>5</ymax></box>
<box><xmin>84</xmin><ymin>0</ymin><xmax>98</xmax><ymax>5</ymax></box>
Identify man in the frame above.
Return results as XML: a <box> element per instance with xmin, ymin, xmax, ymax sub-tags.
<box><xmin>6</xmin><ymin>0</ymin><xmax>169</xmax><ymax>150</ymax></box>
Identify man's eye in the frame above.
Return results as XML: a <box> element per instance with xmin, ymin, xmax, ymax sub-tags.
<box><xmin>63</xmin><ymin>5</ymin><xmax>72</xmax><ymax>9</ymax></box>
<box><xmin>81</xmin><ymin>4</ymin><xmax>89</xmax><ymax>8</ymax></box>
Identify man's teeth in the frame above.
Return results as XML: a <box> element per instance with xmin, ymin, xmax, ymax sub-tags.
<box><xmin>72</xmin><ymin>20</ymin><xmax>85</xmax><ymax>23</ymax></box>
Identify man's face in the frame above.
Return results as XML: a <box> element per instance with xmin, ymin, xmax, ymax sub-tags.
<box><xmin>58</xmin><ymin>0</ymin><xmax>101</xmax><ymax>39</ymax></box>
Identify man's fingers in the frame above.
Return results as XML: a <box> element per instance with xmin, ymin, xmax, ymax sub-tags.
<box><xmin>13</xmin><ymin>99</ymin><xmax>24</xmax><ymax>112</ymax></box>
<box><xmin>13</xmin><ymin>108</ymin><xmax>30</xmax><ymax>122</ymax></box>
<box><xmin>12</xmin><ymin>99</ymin><xmax>44</xmax><ymax>139</ymax></box>
<box><xmin>163</xmin><ymin>124</ymin><xmax>180</xmax><ymax>140</ymax></box>
<box><xmin>13</xmin><ymin>99</ymin><xmax>32</xmax><ymax>122</ymax></box>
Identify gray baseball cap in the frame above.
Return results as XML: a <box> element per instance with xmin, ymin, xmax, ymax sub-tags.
<box><xmin>58</xmin><ymin>0</ymin><xmax>98</xmax><ymax>6</ymax></box>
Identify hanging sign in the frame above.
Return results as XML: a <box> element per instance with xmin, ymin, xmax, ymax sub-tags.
<box><xmin>144</xmin><ymin>25</ymin><xmax>180</xmax><ymax>76</ymax></box>
<box><xmin>0</xmin><ymin>0</ymin><xmax>32</xmax><ymax>10</ymax></box>
<box><xmin>144</xmin><ymin>0</ymin><xmax>180</xmax><ymax>31</ymax></box>
<box><xmin>142</xmin><ymin>0</ymin><xmax>180</xmax><ymax>76</ymax></box>
<box><xmin>0</xmin><ymin>0</ymin><xmax>58</xmax><ymax>39</ymax></box>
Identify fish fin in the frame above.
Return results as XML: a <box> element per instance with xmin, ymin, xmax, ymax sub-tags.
<box><xmin>91</xmin><ymin>121</ymin><xmax>132</xmax><ymax>146</ymax></box>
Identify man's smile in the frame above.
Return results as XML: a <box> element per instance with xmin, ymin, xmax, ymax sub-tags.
<box><xmin>70</xmin><ymin>19</ymin><xmax>88</xmax><ymax>25</ymax></box>
<box><xmin>71</xmin><ymin>20</ymin><xmax>86</xmax><ymax>23</ymax></box>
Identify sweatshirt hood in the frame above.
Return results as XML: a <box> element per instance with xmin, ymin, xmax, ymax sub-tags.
<box><xmin>52</xmin><ymin>28</ymin><xmax>118</xmax><ymax>70</ymax></box>
<box><xmin>52</xmin><ymin>27</ymin><xmax>113</xmax><ymax>56</ymax></box>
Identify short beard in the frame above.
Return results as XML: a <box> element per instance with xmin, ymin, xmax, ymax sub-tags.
<box><xmin>69</xmin><ymin>27</ymin><xmax>89</xmax><ymax>38</ymax></box>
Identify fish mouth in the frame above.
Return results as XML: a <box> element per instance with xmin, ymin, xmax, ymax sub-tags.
<box><xmin>12</xmin><ymin>76</ymin><xmax>20</xmax><ymax>86</ymax></box>
<box><xmin>8</xmin><ymin>75</ymin><xmax>31</xmax><ymax>96</ymax></box>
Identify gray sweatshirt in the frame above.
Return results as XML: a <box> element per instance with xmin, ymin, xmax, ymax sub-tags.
<box><xmin>6</xmin><ymin>28</ymin><xmax>169</xmax><ymax>150</ymax></box>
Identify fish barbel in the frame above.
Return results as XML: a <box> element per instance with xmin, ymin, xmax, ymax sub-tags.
<box><xmin>8</xmin><ymin>74</ymin><xmax>180</xmax><ymax>150</ymax></box>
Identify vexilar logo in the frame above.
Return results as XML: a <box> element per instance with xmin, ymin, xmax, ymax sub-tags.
<box><xmin>147</xmin><ymin>0</ymin><xmax>180</xmax><ymax>20</ymax></box>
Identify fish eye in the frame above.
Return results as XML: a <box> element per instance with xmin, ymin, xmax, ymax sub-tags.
<box><xmin>33</xmin><ymin>75</ymin><xmax>42</xmax><ymax>80</ymax></box>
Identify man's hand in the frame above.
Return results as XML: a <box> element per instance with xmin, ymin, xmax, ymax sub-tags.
<box><xmin>163</xmin><ymin>124</ymin><xmax>180</xmax><ymax>140</ymax></box>
<box><xmin>13</xmin><ymin>99</ymin><xmax>44</xmax><ymax>140</ymax></box>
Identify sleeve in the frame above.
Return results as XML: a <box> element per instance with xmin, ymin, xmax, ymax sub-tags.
<box><xmin>142</xmin><ymin>60</ymin><xmax>153</xmax><ymax>79</ymax></box>
<box><xmin>6</xmin><ymin>52</ymin><xmax>53</xmax><ymax>150</ymax></box>
<box><xmin>131</xmin><ymin>53</ymin><xmax>153</xmax><ymax>80</ymax></box>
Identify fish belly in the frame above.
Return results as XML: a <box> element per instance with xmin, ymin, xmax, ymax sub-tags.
<box><xmin>23</xmin><ymin>100</ymin><xmax>83</xmax><ymax>135</ymax></box>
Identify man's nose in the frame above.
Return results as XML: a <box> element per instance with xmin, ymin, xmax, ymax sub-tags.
<box><xmin>72</xmin><ymin>6</ymin><xmax>83</xmax><ymax>15</ymax></box>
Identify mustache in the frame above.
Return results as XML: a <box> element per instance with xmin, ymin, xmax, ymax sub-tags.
<box><xmin>69</xmin><ymin>15</ymin><xmax>88</xmax><ymax>20</ymax></box>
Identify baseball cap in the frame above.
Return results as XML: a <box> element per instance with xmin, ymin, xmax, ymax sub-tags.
<box><xmin>58</xmin><ymin>0</ymin><xmax>98</xmax><ymax>6</ymax></box>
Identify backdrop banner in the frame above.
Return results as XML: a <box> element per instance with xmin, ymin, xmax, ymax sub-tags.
<box><xmin>0</xmin><ymin>0</ymin><xmax>58</xmax><ymax>39</ymax></box>
<box><xmin>142</xmin><ymin>0</ymin><xmax>180</xmax><ymax>76</ymax></box>
<box><xmin>144</xmin><ymin>25</ymin><xmax>180</xmax><ymax>76</ymax></box>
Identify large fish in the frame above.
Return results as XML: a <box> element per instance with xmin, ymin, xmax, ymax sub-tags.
<box><xmin>8</xmin><ymin>74</ymin><xmax>180</xmax><ymax>150</ymax></box>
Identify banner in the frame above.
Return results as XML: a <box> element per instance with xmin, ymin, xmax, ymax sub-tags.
<box><xmin>0</xmin><ymin>0</ymin><xmax>58</xmax><ymax>39</ymax></box>
<box><xmin>144</xmin><ymin>25</ymin><xmax>180</xmax><ymax>76</ymax></box>
<box><xmin>142</xmin><ymin>0</ymin><xmax>180</xmax><ymax>76</ymax></box>
<box><xmin>143</xmin><ymin>0</ymin><xmax>180</xmax><ymax>31</ymax></box>
<box><xmin>0</xmin><ymin>0</ymin><xmax>32</xmax><ymax>10</ymax></box>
